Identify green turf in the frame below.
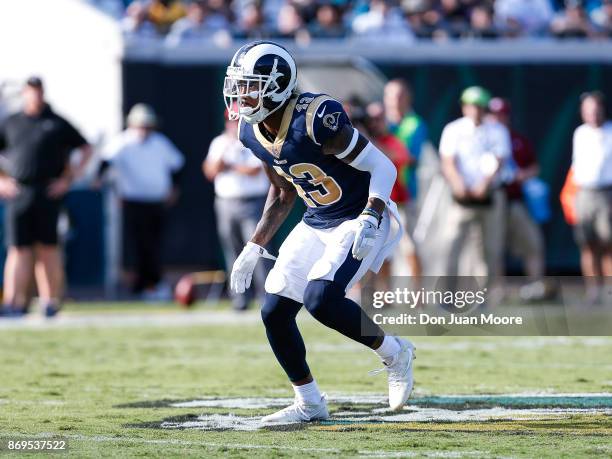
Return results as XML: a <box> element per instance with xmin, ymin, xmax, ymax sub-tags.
<box><xmin>0</xmin><ymin>305</ymin><xmax>610</xmax><ymax>458</ymax></box>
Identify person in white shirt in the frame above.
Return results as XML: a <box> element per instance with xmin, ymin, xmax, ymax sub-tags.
<box><xmin>571</xmin><ymin>91</ymin><xmax>612</xmax><ymax>304</ymax></box>
<box><xmin>439</xmin><ymin>86</ymin><xmax>512</xmax><ymax>285</ymax></box>
<box><xmin>98</xmin><ymin>104</ymin><xmax>185</xmax><ymax>298</ymax></box>
<box><xmin>203</xmin><ymin>109</ymin><xmax>270</xmax><ymax>311</ymax></box>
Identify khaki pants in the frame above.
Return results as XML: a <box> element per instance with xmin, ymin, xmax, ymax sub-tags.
<box><xmin>506</xmin><ymin>200</ymin><xmax>544</xmax><ymax>278</ymax></box>
<box><xmin>444</xmin><ymin>190</ymin><xmax>506</xmax><ymax>284</ymax></box>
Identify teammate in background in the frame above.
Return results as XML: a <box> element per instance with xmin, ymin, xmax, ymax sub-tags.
<box><xmin>224</xmin><ymin>41</ymin><xmax>415</xmax><ymax>424</ymax></box>
<box><xmin>203</xmin><ymin>107</ymin><xmax>270</xmax><ymax>311</ymax></box>
<box><xmin>571</xmin><ymin>92</ymin><xmax>612</xmax><ymax>304</ymax></box>
<box><xmin>363</xmin><ymin>101</ymin><xmax>421</xmax><ymax>283</ymax></box>
<box><xmin>0</xmin><ymin>77</ymin><xmax>92</xmax><ymax>317</ymax></box>
<box><xmin>439</xmin><ymin>86</ymin><xmax>511</xmax><ymax>285</ymax></box>
<box><xmin>488</xmin><ymin>98</ymin><xmax>546</xmax><ymax>284</ymax></box>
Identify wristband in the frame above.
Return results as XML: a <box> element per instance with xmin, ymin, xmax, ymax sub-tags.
<box><xmin>360</xmin><ymin>208</ymin><xmax>382</xmax><ymax>227</ymax></box>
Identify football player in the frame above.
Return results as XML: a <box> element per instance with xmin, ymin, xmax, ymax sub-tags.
<box><xmin>224</xmin><ymin>41</ymin><xmax>416</xmax><ymax>424</ymax></box>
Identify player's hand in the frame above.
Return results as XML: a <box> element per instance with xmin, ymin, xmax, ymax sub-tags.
<box><xmin>352</xmin><ymin>214</ymin><xmax>379</xmax><ymax>261</ymax></box>
<box><xmin>0</xmin><ymin>176</ymin><xmax>19</xmax><ymax>199</ymax></box>
<box><xmin>230</xmin><ymin>242</ymin><xmax>276</xmax><ymax>294</ymax></box>
<box><xmin>470</xmin><ymin>181</ymin><xmax>490</xmax><ymax>200</ymax></box>
<box><xmin>451</xmin><ymin>182</ymin><xmax>469</xmax><ymax>201</ymax></box>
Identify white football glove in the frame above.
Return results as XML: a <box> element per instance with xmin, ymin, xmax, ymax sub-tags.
<box><xmin>352</xmin><ymin>214</ymin><xmax>380</xmax><ymax>261</ymax></box>
<box><xmin>230</xmin><ymin>242</ymin><xmax>276</xmax><ymax>294</ymax></box>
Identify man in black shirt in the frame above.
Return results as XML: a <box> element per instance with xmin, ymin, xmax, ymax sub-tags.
<box><xmin>0</xmin><ymin>77</ymin><xmax>92</xmax><ymax>317</ymax></box>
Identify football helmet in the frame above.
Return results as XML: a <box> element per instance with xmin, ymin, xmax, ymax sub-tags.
<box><xmin>224</xmin><ymin>41</ymin><xmax>298</xmax><ymax>124</ymax></box>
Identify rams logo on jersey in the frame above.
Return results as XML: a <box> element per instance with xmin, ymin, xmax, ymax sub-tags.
<box><xmin>322</xmin><ymin>112</ymin><xmax>342</xmax><ymax>132</ymax></box>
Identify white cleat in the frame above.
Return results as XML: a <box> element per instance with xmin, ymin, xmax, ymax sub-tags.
<box><xmin>371</xmin><ymin>338</ymin><xmax>416</xmax><ymax>411</ymax></box>
<box><xmin>261</xmin><ymin>394</ymin><xmax>329</xmax><ymax>425</ymax></box>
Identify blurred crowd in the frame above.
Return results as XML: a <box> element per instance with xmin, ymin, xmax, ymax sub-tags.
<box><xmin>104</xmin><ymin>0</ymin><xmax>612</xmax><ymax>43</ymax></box>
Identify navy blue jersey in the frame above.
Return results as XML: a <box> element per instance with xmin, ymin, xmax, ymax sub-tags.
<box><xmin>238</xmin><ymin>93</ymin><xmax>370</xmax><ymax>229</ymax></box>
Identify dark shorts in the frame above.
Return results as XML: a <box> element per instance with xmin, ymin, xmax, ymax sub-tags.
<box><xmin>4</xmin><ymin>185</ymin><xmax>62</xmax><ymax>247</ymax></box>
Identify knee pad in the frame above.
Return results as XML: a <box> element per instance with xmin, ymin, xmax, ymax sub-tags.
<box><xmin>261</xmin><ymin>293</ymin><xmax>302</xmax><ymax>329</ymax></box>
<box><xmin>303</xmin><ymin>280</ymin><xmax>345</xmax><ymax>317</ymax></box>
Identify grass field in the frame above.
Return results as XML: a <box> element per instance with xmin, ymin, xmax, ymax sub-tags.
<box><xmin>0</xmin><ymin>302</ymin><xmax>610</xmax><ymax>458</ymax></box>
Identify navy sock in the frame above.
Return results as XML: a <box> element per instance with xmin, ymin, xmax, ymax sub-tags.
<box><xmin>303</xmin><ymin>279</ymin><xmax>382</xmax><ymax>348</ymax></box>
<box><xmin>261</xmin><ymin>293</ymin><xmax>310</xmax><ymax>382</ymax></box>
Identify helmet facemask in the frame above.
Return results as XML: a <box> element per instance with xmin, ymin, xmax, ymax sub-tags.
<box><xmin>223</xmin><ymin>57</ymin><xmax>290</xmax><ymax>124</ymax></box>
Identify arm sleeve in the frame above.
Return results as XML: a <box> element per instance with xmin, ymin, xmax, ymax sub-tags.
<box><xmin>101</xmin><ymin>136</ymin><xmax>122</xmax><ymax>162</ymax></box>
<box><xmin>205</xmin><ymin>136</ymin><xmax>222</xmax><ymax>163</ymax></box>
<box><xmin>162</xmin><ymin>136</ymin><xmax>185</xmax><ymax>171</ymax></box>
<box><xmin>571</xmin><ymin>129</ymin><xmax>579</xmax><ymax>165</ymax></box>
<box><xmin>438</xmin><ymin>125</ymin><xmax>456</xmax><ymax>157</ymax></box>
<box><xmin>493</xmin><ymin>125</ymin><xmax>512</xmax><ymax>159</ymax></box>
<box><xmin>305</xmin><ymin>97</ymin><xmax>352</xmax><ymax>146</ymax></box>
<box><xmin>62</xmin><ymin>119</ymin><xmax>88</xmax><ymax>149</ymax></box>
<box><xmin>348</xmin><ymin>142</ymin><xmax>397</xmax><ymax>203</ymax></box>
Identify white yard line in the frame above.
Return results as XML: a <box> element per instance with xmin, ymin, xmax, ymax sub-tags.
<box><xmin>0</xmin><ymin>310</ymin><xmax>261</xmax><ymax>330</ymax></box>
<box><xmin>2</xmin><ymin>313</ymin><xmax>611</xmax><ymax>354</ymax></box>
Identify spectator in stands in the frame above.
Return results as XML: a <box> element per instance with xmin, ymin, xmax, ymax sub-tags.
<box><xmin>464</xmin><ymin>4</ymin><xmax>499</xmax><ymax>39</ymax></box>
<box><xmin>402</xmin><ymin>0</ymin><xmax>443</xmax><ymax>39</ymax></box>
<box><xmin>148</xmin><ymin>0</ymin><xmax>187</xmax><ymax>34</ymax></box>
<box><xmin>166</xmin><ymin>1</ymin><xmax>230</xmax><ymax>44</ymax></box>
<box><xmin>591</xmin><ymin>0</ymin><xmax>612</xmax><ymax>36</ymax></box>
<box><xmin>436</xmin><ymin>0</ymin><xmax>471</xmax><ymax>37</ymax></box>
<box><xmin>203</xmin><ymin>108</ymin><xmax>270</xmax><ymax>311</ymax></box>
<box><xmin>550</xmin><ymin>0</ymin><xmax>597</xmax><ymax>38</ymax></box>
<box><xmin>98</xmin><ymin>104</ymin><xmax>184</xmax><ymax>300</ymax></box>
<box><xmin>352</xmin><ymin>0</ymin><xmax>415</xmax><ymax>41</ymax></box>
<box><xmin>0</xmin><ymin>77</ymin><xmax>92</xmax><ymax>317</ymax></box>
<box><xmin>439</xmin><ymin>86</ymin><xmax>511</xmax><ymax>284</ymax></box>
<box><xmin>122</xmin><ymin>1</ymin><xmax>159</xmax><ymax>38</ymax></box>
<box><xmin>494</xmin><ymin>0</ymin><xmax>554</xmax><ymax>37</ymax></box>
<box><xmin>488</xmin><ymin>98</ymin><xmax>546</xmax><ymax>284</ymax></box>
<box><xmin>364</xmin><ymin>102</ymin><xmax>421</xmax><ymax>281</ymax></box>
<box><xmin>208</xmin><ymin>0</ymin><xmax>236</xmax><ymax>23</ymax></box>
<box><xmin>276</xmin><ymin>2</ymin><xmax>309</xmax><ymax>42</ymax></box>
<box><xmin>308</xmin><ymin>2</ymin><xmax>347</xmax><ymax>38</ymax></box>
<box><xmin>571</xmin><ymin>92</ymin><xmax>612</xmax><ymax>304</ymax></box>
<box><xmin>235</xmin><ymin>0</ymin><xmax>274</xmax><ymax>38</ymax></box>
<box><xmin>384</xmin><ymin>79</ymin><xmax>428</xmax><ymax>201</ymax></box>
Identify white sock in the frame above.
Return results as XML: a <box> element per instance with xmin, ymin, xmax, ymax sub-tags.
<box><xmin>373</xmin><ymin>335</ymin><xmax>400</xmax><ymax>365</ymax></box>
<box><xmin>293</xmin><ymin>380</ymin><xmax>322</xmax><ymax>404</ymax></box>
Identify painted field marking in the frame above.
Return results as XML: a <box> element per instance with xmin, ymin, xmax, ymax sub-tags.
<box><xmin>124</xmin><ymin>393</ymin><xmax>612</xmax><ymax>432</ymax></box>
